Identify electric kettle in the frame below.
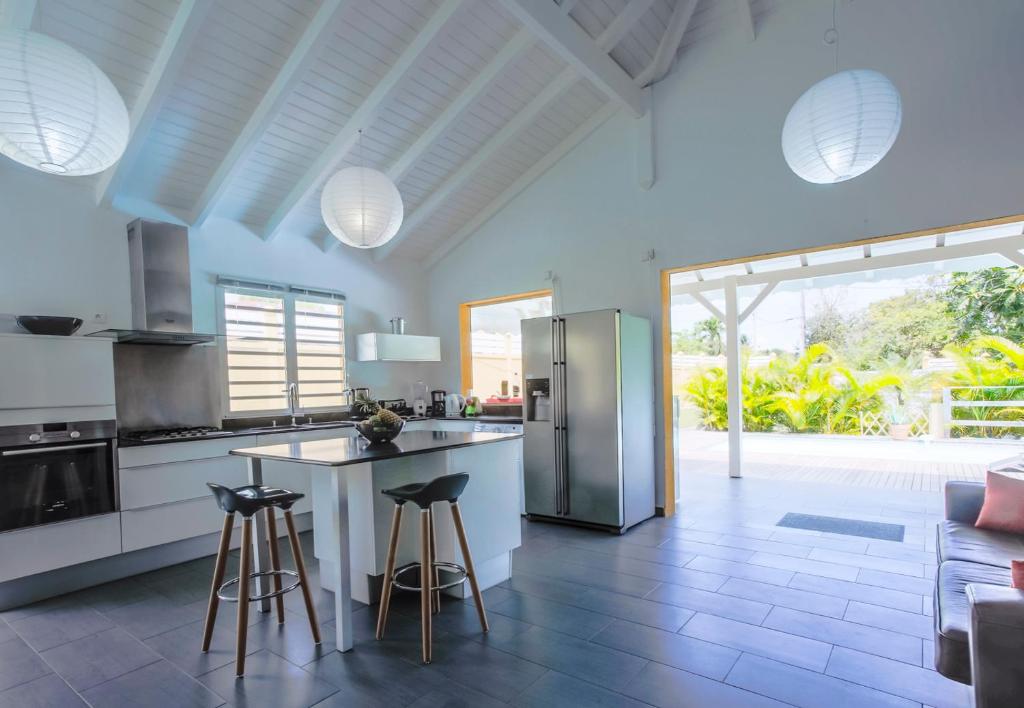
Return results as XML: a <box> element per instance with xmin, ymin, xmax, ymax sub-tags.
<box><xmin>444</xmin><ymin>393</ymin><xmax>466</xmax><ymax>417</ymax></box>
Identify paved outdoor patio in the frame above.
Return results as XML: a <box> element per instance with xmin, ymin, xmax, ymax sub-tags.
<box><xmin>679</xmin><ymin>429</ymin><xmax>1023</xmax><ymax>491</ymax></box>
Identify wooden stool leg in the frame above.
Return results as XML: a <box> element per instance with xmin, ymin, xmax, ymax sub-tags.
<box><xmin>450</xmin><ymin>501</ymin><xmax>489</xmax><ymax>633</ymax></box>
<box><xmin>201</xmin><ymin>513</ymin><xmax>233</xmax><ymax>652</ymax></box>
<box><xmin>235</xmin><ymin>517</ymin><xmax>253</xmax><ymax>677</ymax></box>
<box><xmin>419</xmin><ymin>508</ymin><xmax>432</xmax><ymax>663</ymax></box>
<box><xmin>428</xmin><ymin>505</ymin><xmax>440</xmax><ymax>615</ymax></box>
<box><xmin>283</xmin><ymin>510</ymin><xmax>321</xmax><ymax>644</ymax></box>
<box><xmin>375</xmin><ymin>502</ymin><xmax>403</xmax><ymax>640</ymax></box>
<box><xmin>264</xmin><ymin>508</ymin><xmax>285</xmax><ymax>624</ymax></box>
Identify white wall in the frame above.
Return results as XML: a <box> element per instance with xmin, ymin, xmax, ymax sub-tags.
<box><xmin>427</xmin><ymin>0</ymin><xmax>1024</xmax><ymax>505</ymax></box>
<box><xmin>0</xmin><ymin>165</ymin><xmax>435</xmax><ymax>401</ymax></box>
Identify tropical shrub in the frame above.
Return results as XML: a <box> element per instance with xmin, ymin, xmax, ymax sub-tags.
<box><xmin>943</xmin><ymin>336</ymin><xmax>1024</xmax><ymax>438</ymax></box>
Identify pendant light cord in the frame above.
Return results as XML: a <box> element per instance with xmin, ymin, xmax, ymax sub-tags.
<box><xmin>833</xmin><ymin>0</ymin><xmax>839</xmax><ymax>74</ymax></box>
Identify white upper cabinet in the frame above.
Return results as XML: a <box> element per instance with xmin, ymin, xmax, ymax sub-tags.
<box><xmin>0</xmin><ymin>334</ymin><xmax>115</xmax><ymax>424</ymax></box>
<box><xmin>355</xmin><ymin>333</ymin><xmax>440</xmax><ymax>362</ymax></box>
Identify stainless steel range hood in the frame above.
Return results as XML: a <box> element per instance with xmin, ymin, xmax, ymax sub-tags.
<box><xmin>89</xmin><ymin>219</ymin><xmax>215</xmax><ymax>345</ymax></box>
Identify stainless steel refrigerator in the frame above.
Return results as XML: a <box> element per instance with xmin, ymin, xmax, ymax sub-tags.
<box><xmin>522</xmin><ymin>309</ymin><xmax>655</xmax><ymax>532</ymax></box>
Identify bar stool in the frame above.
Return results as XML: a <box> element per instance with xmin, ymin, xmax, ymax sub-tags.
<box><xmin>201</xmin><ymin>483</ymin><xmax>321</xmax><ymax>677</ymax></box>
<box><xmin>375</xmin><ymin>472</ymin><xmax>488</xmax><ymax>664</ymax></box>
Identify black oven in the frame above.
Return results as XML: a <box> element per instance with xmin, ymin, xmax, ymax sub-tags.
<box><xmin>0</xmin><ymin>420</ymin><xmax>118</xmax><ymax>532</ymax></box>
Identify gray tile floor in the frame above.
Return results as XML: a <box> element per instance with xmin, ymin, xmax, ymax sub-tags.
<box><xmin>0</xmin><ymin>473</ymin><xmax>969</xmax><ymax>708</ymax></box>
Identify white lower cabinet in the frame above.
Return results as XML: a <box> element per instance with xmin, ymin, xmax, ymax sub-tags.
<box><xmin>0</xmin><ymin>514</ymin><xmax>122</xmax><ymax>582</ymax></box>
<box><xmin>121</xmin><ymin>497</ymin><xmax>241</xmax><ymax>553</ymax></box>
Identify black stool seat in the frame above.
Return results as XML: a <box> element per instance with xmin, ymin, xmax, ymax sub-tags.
<box><xmin>207</xmin><ymin>483</ymin><xmax>304</xmax><ymax>517</ymax></box>
<box><xmin>381</xmin><ymin>473</ymin><xmax>469</xmax><ymax>508</ymax></box>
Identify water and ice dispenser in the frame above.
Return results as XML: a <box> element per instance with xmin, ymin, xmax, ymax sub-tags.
<box><xmin>525</xmin><ymin>378</ymin><xmax>551</xmax><ymax>421</ymax></box>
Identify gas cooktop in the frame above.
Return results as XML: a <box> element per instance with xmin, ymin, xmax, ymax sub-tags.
<box><xmin>120</xmin><ymin>426</ymin><xmax>234</xmax><ymax>443</ymax></box>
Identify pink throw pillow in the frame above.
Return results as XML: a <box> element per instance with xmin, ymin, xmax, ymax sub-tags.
<box><xmin>975</xmin><ymin>471</ymin><xmax>1024</xmax><ymax>534</ymax></box>
<box><xmin>1013</xmin><ymin>560</ymin><xmax>1024</xmax><ymax>590</ymax></box>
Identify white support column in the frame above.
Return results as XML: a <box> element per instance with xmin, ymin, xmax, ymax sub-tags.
<box><xmin>724</xmin><ymin>277</ymin><xmax>742</xmax><ymax>478</ymax></box>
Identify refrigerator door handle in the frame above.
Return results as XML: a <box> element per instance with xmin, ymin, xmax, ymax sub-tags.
<box><xmin>551</xmin><ymin>317</ymin><xmax>562</xmax><ymax>515</ymax></box>
<box><xmin>559</xmin><ymin>317</ymin><xmax>570</xmax><ymax>515</ymax></box>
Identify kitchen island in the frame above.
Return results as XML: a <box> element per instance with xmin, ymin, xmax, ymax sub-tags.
<box><xmin>229</xmin><ymin>430</ymin><xmax>523</xmax><ymax>652</ymax></box>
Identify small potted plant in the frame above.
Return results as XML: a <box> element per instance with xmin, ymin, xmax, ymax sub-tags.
<box><xmin>888</xmin><ymin>403</ymin><xmax>912</xmax><ymax>440</ymax></box>
<box><xmin>353</xmin><ymin>394</ymin><xmax>404</xmax><ymax>444</ymax></box>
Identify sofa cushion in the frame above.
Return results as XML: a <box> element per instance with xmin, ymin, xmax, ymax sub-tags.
<box><xmin>1014</xmin><ymin>560</ymin><xmax>1024</xmax><ymax>589</ymax></box>
<box><xmin>937</xmin><ymin>520</ymin><xmax>1024</xmax><ymax>568</ymax></box>
<box><xmin>976</xmin><ymin>471</ymin><xmax>1024</xmax><ymax>534</ymax></box>
<box><xmin>934</xmin><ymin>560</ymin><xmax>1012</xmax><ymax>683</ymax></box>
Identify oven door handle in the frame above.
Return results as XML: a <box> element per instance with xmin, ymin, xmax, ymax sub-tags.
<box><xmin>2</xmin><ymin>442</ymin><xmax>107</xmax><ymax>456</ymax></box>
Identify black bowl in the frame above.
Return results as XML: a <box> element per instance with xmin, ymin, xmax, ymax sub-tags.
<box><xmin>355</xmin><ymin>418</ymin><xmax>404</xmax><ymax>445</ymax></box>
<box><xmin>17</xmin><ymin>316</ymin><xmax>83</xmax><ymax>336</ymax></box>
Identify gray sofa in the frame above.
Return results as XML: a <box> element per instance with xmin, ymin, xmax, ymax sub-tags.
<box><xmin>935</xmin><ymin>481</ymin><xmax>1024</xmax><ymax>707</ymax></box>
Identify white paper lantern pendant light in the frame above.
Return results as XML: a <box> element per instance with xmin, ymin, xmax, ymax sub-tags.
<box><xmin>321</xmin><ymin>130</ymin><xmax>404</xmax><ymax>249</ymax></box>
<box><xmin>781</xmin><ymin>2</ymin><xmax>901</xmax><ymax>184</ymax></box>
<box><xmin>0</xmin><ymin>29</ymin><xmax>129</xmax><ymax>176</ymax></box>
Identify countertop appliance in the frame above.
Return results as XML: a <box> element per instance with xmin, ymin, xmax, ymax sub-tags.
<box><xmin>445</xmin><ymin>393</ymin><xmax>466</xmax><ymax>417</ymax></box>
<box><xmin>522</xmin><ymin>309</ymin><xmax>654</xmax><ymax>532</ymax></box>
<box><xmin>0</xmin><ymin>420</ymin><xmax>118</xmax><ymax>532</ymax></box>
<box><xmin>120</xmin><ymin>426</ymin><xmax>233</xmax><ymax>444</ymax></box>
<box><xmin>87</xmin><ymin>219</ymin><xmax>215</xmax><ymax>345</ymax></box>
<box><xmin>430</xmin><ymin>390</ymin><xmax>447</xmax><ymax>417</ymax></box>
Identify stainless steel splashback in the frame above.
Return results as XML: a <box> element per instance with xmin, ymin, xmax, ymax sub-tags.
<box><xmin>113</xmin><ymin>344</ymin><xmax>223</xmax><ymax>430</ymax></box>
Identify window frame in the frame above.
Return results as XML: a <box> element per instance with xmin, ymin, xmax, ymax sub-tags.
<box><xmin>457</xmin><ymin>289</ymin><xmax>553</xmax><ymax>396</ymax></box>
<box><xmin>216</xmin><ymin>277</ymin><xmax>347</xmax><ymax>418</ymax></box>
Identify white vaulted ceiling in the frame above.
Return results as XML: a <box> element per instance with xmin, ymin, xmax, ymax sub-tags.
<box><xmin>18</xmin><ymin>0</ymin><xmax>775</xmax><ymax>263</ymax></box>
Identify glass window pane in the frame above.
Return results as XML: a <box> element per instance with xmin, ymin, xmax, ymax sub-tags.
<box><xmin>467</xmin><ymin>294</ymin><xmax>552</xmax><ymax>402</ymax></box>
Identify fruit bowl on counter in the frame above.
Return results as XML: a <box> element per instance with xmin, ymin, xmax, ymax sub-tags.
<box><xmin>353</xmin><ymin>393</ymin><xmax>405</xmax><ymax>444</ymax></box>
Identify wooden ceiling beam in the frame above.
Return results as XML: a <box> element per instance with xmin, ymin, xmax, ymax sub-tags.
<box><xmin>636</xmin><ymin>0</ymin><xmax>697</xmax><ymax>86</ymax></box>
<box><xmin>596</xmin><ymin>0</ymin><xmax>658</xmax><ymax>51</ymax></box>
<box><xmin>501</xmin><ymin>0</ymin><xmax>646</xmax><ymax>117</ymax></box>
<box><xmin>94</xmin><ymin>0</ymin><xmax>211</xmax><ymax>207</ymax></box>
<box><xmin>423</xmin><ymin>101</ymin><xmax>616</xmax><ymax>268</ymax></box>
<box><xmin>375</xmin><ymin>68</ymin><xmax>579</xmax><ymax>262</ymax></box>
<box><xmin>189</xmin><ymin>0</ymin><xmax>351</xmax><ymax>230</ymax></box>
<box><xmin>261</xmin><ymin>0</ymin><xmax>464</xmax><ymax>243</ymax></box>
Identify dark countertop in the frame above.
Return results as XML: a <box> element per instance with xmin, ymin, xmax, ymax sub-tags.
<box><xmin>229</xmin><ymin>430</ymin><xmax>522</xmax><ymax>467</ymax></box>
<box><xmin>429</xmin><ymin>416</ymin><xmax>523</xmax><ymax>424</ymax></box>
<box><xmin>118</xmin><ymin>421</ymin><xmax>356</xmax><ymax>447</ymax></box>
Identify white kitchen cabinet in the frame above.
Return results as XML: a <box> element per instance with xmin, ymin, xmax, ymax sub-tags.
<box><xmin>0</xmin><ymin>514</ymin><xmax>122</xmax><ymax>582</ymax></box>
<box><xmin>121</xmin><ymin>497</ymin><xmax>241</xmax><ymax>552</ymax></box>
<box><xmin>0</xmin><ymin>334</ymin><xmax>115</xmax><ymax>425</ymax></box>
<box><xmin>120</xmin><ymin>455</ymin><xmax>249</xmax><ymax>510</ymax></box>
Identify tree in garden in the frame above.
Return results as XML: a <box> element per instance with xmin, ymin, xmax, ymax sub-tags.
<box><xmin>944</xmin><ymin>266</ymin><xmax>1024</xmax><ymax>344</ymax></box>
<box><xmin>848</xmin><ymin>290</ymin><xmax>955</xmax><ymax>365</ymax></box>
<box><xmin>694</xmin><ymin>317</ymin><xmax>724</xmax><ymax>355</ymax></box>
<box><xmin>805</xmin><ymin>294</ymin><xmax>857</xmax><ymax>349</ymax></box>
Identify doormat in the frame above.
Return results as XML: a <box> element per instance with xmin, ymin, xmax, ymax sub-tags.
<box><xmin>776</xmin><ymin>513</ymin><xmax>905</xmax><ymax>542</ymax></box>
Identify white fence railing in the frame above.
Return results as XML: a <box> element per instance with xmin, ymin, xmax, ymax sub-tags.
<box><xmin>942</xmin><ymin>386</ymin><xmax>1024</xmax><ymax>432</ymax></box>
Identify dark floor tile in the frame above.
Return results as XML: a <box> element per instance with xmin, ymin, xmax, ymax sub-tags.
<box><xmin>0</xmin><ymin>596</ymin><xmax>70</xmax><ymax>623</ymax></box>
<box><xmin>101</xmin><ymin>595</ymin><xmax>205</xmax><ymax>640</ymax></box>
<box><xmin>304</xmin><ymin>640</ymin><xmax>445</xmax><ymax>707</ymax></box>
<box><xmin>0</xmin><ymin>637</ymin><xmax>52</xmax><ymax>691</ymax></box>
<box><xmin>9</xmin><ymin>600</ymin><xmax>114</xmax><ymax>651</ymax></box>
<box><xmin>501</xmin><ymin>571</ymin><xmax>592</xmax><ymax>605</ymax></box>
<box><xmin>719</xmin><ymin>577</ymin><xmax>847</xmax><ymax>618</ymax></box>
<box><xmin>490</xmin><ymin>624</ymin><xmax>648</xmax><ymax>691</ymax></box>
<box><xmin>574</xmin><ymin>587</ymin><xmax>694</xmax><ymax>631</ymax></box>
<box><xmin>843</xmin><ymin>601</ymin><xmax>933</xmax><ymax>640</ymax></box>
<box><xmin>685</xmin><ymin>556</ymin><xmax>795</xmax><ymax>586</ymax></box>
<box><xmin>711</xmin><ymin>534</ymin><xmax>816</xmax><ymax>558</ymax></box>
<box><xmin>197</xmin><ymin>649</ymin><xmax>339</xmax><ymax>708</ymax></box>
<box><xmin>70</xmin><ymin>578</ymin><xmax>162</xmax><ymax>613</ymax></box>
<box><xmin>680</xmin><ymin>613</ymin><xmax>832</xmax><ymax>672</ymax></box>
<box><xmin>624</xmin><ymin>660</ymin><xmax>789</xmax><ymax>708</ymax></box>
<box><xmin>82</xmin><ymin>659</ymin><xmax>225</xmax><ymax>707</ymax></box>
<box><xmin>768</xmin><ymin>529</ymin><xmax>870</xmax><ymax>553</ymax></box>
<box><xmin>645</xmin><ymin>581</ymin><xmax>771</xmax><ymax>625</ymax></box>
<box><xmin>512</xmin><ymin>556</ymin><xmax>660</xmax><ymax>597</ymax></box>
<box><xmin>283</xmin><ymin>581</ymin><xmax>337</xmax><ymax>622</ymax></box>
<box><xmin>415</xmin><ymin>633</ymin><xmax>549</xmax><ymax>702</ymax></box>
<box><xmin>41</xmin><ymin>627</ymin><xmax>162</xmax><ymax>691</ymax></box>
<box><xmin>658</xmin><ymin>538</ymin><xmax>757</xmax><ymax>562</ymax></box>
<box><xmin>0</xmin><ymin>674</ymin><xmax>86</xmax><ymax>708</ymax></box>
<box><xmin>866</xmin><ymin>542</ymin><xmax>937</xmax><ymax>564</ymax></box>
<box><xmin>855</xmin><ymin>569</ymin><xmax>934</xmax><ymax>595</ymax></box>
<box><xmin>392</xmin><ymin>592</ymin><xmax>531</xmax><ymax>642</ymax></box>
<box><xmin>0</xmin><ymin>620</ymin><xmax>13</xmax><ymax>645</ymax></box>
<box><xmin>749</xmin><ymin>552</ymin><xmax>859</xmax><ymax>581</ymax></box>
<box><xmin>513</xmin><ymin>670</ymin><xmax>648</xmax><ymax>707</ymax></box>
<box><xmin>808</xmin><ymin>549</ymin><xmax>924</xmax><ymax>577</ymax></box>
<box><xmin>826</xmin><ymin>646</ymin><xmax>971</xmax><ymax>708</ymax></box>
<box><xmin>788</xmin><ymin>573</ymin><xmax>923</xmax><ymax>612</ymax></box>
<box><xmin>558</xmin><ymin>535</ymin><xmax>697</xmax><ymax>567</ymax></box>
<box><xmin>403</xmin><ymin>686</ymin><xmax>508</xmax><ymax>708</ymax></box>
<box><xmin>727</xmin><ymin>653</ymin><xmax>918</xmax><ymax>708</ymax></box>
<box><xmin>490</xmin><ymin>592</ymin><xmax>613</xmax><ymax>639</ymax></box>
<box><xmin>763</xmin><ymin>606</ymin><xmax>921</xmax><ymax>664</ymax></box>
<box><xmin>144</xmin><ymin>619</ymin><xmax>261</xmax><ymax>677</ymax></box>
<box><xmin>590</xmin><ymin>619</ymin><xmax>739</xmax><ymax>681</ymax></box>
<box><xmin>243</xmin><ymin>609</ymin><xmax>338</xmax><ymax>667</ymax></box>
<box><xmin>540</xmin><ymin>545</ymin><xmax>725</xmax><ymax>590</ymax></box>
<box><xmin>151</xmin><ymin>570</ymin><xmax>217</xmax><ymax>606</ymax></box>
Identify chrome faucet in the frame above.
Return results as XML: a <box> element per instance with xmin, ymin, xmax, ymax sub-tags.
<box><xmin>286</xmin><ymin>382</ymin><xmax>300</xmax><ymax>425</ymax></box>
